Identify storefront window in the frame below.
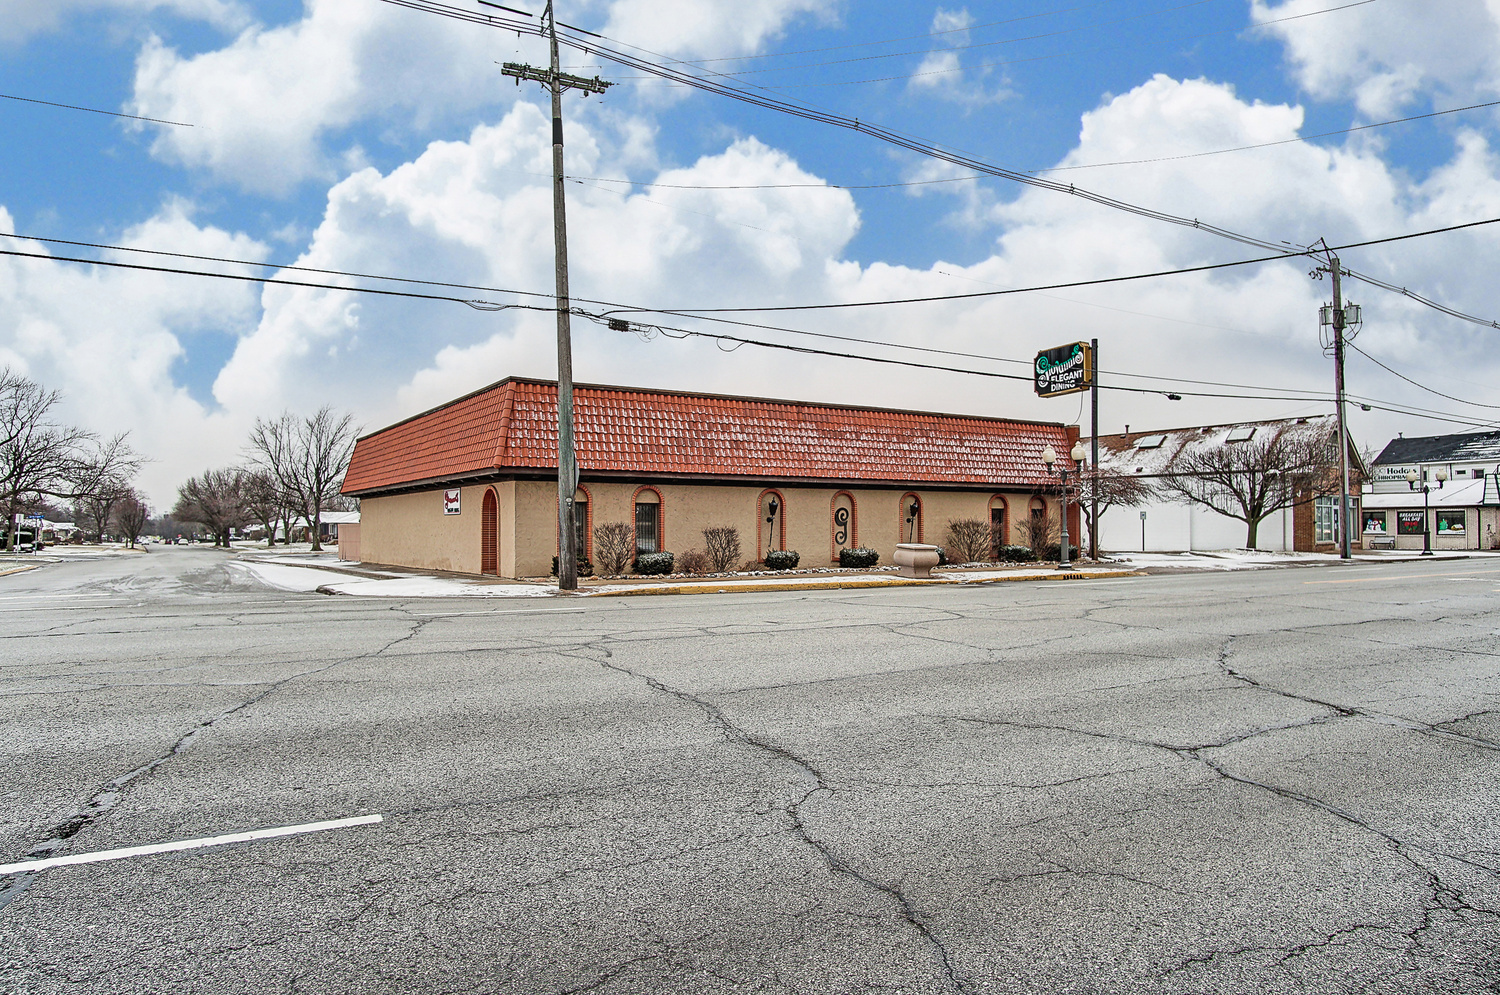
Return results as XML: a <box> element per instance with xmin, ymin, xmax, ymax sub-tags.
<box><xmin>1362</xmin><ymin>511</ymin><xmax>1387</xmax><ymax>534</ymax></box>
<box><xmin>1397</xmin><ymin>510</ymin><xmax>1425</xmax><ymax>536</ymax></box>
<box><xmin>1436</xmin><ymin>511</ymin><xmax>1466</xmax><ymax>536</ymax></box>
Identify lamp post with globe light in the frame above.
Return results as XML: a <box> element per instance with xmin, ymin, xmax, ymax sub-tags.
<box><xmin>1407</xmin><ymin>468</ymin><xmax>1445</xmax><ymax>556</ymax></box>
<box><xmin>1042</xmin><ymin>440</ymin><xmax>1087</xmax><ymax>568</ymax></box>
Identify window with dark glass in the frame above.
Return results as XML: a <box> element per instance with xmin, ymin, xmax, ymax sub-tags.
<box><xmin>1397</xmin><ymin>511</ymin><xmax>1425</xmax><ymax>535</ymax></box>
<box><xmin>635</xmin><ymin>502</ymin><xmax>659</xmax><ymax>553</ymax></box>
<box><xmin>1436</xmin><ymin>511</ymin><xmax>1466</xmax><ymax>535</ymax></box>
<box><xmin>1362</xmin><ymin>511</ymin><xmax>1386</xmax><ymax>534</ymax></box>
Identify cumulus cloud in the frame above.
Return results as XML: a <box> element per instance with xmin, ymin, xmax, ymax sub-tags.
<box><xmin>0</xmin><ymin>204</ymin><xmax>269</xmax><ymax>505</ymax></box>
<box><xmin>0</xmin><ymin>0</ymin><xmax>247</xmax><ymax>44</ymax></box>
<box><xmin>8</xmin><ymin>73</ymin><xmax>1499</xmax><ymax>508</ymax></box>
<box><xmin>597</xmin><ymin>0</ymin><xmax>838</xmax><ymax>59</ymax></box>
<box><xmin>1253</xmin><ymin>0</ymin><xmax>1500</xmax><ymax>116</ymax></box>
<box><xmin>212</xmin><ymin>75</ymin><xmax>1500</xmax><ymax>465</ymax></box>
<box><xmin>908</xmin><ymin>6</ymin><xmax>1008</xmax><ymax>106</ymax></box>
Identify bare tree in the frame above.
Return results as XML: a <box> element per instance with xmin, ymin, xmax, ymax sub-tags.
<box><xmin>241</xmin><ymin>469</ymin><xmax>290</xmax><ymax>546</ymax></box>
<box><xmin>76</xmin><ymin>474</ymin><xmax>133</xmax><ymax>542</ymax></box>
<box><xmin>702</xmin><ymin>525</ymin><xmax>741</xmax><ymax>572</ymax></box>
<box><xmin>1076</xmin><ymin>466</ymin><xmax>1155</xmax><ymax>552</ymax></box>
<box><xmin>1</xmin><ymin>369</ymin><xmax>142</xmax><ymax>551</ymax></box>
<box><xmin>943</xmin><ymin>519</ymin><xmax>992</xmax><ymax>564</ymax></box>
<box><xmin>593</xmin><ymin>521</ymin><xmax>634</xmax><ymax>575</ymax></box>
<box><xmin>172</xmin><ymin>468</ymin><xmax>251</xmax><ymax>547</ymax></box>
<box><xmin>248</xmin><ymin>407</ymin><xmax>360</xmax><ymax>551</ymax></box>
<box><xmin>113</xmin><ymin>490</ymin><xmax>150</xmax><ymax>548</ymax></box>
<box><xmin>1158</xmin><ymin>424</ymin><xmax>1336</xmax><ymax>548</ymax></box>
<box><xmin>1023</xmin><ymin>506</ymin><xmax>1059</xmax><ymax>555</ymax></box>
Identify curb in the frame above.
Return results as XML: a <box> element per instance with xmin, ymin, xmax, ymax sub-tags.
<box><xmin>582</xmin><ymin>569</ymin><xmax>1146</xmax><ymax>597</ymax></box>
<box><xmin>0</xmin><ymin>563</ymin><xmax>39</xmax><ymax>578</ymax></box>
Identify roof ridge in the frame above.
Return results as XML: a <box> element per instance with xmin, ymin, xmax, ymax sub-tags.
<box><xmin>489</xmin><ymin>382</ymin><xmax>516</xmax><ymax>469</ymax></box>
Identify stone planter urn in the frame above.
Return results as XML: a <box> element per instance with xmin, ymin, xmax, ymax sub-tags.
<box><xmin>894</xmin><ymin>543</ymin><xmax>942</xmax><ymax>579</ymax></box>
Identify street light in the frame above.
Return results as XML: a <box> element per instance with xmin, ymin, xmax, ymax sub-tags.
<box><xmin>1042</xmin><ymin>440</ymin><xmax>1087</xmax><ymax>568</ymax></box>
<box><xmin>765</xmin><ymin>497</ymin><xmax>779</xmax><ymax>557</ymax></box>
<box><xmin>1406</xmin><ymin>468</ymin><xmax>1446</xmax><ymax>556</ymax></box>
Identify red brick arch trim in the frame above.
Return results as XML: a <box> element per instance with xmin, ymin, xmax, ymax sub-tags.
<box><xmin>899</xmin><ymin>492</ymin><xmax>924</xmax><ymax>545</ymax></box>
<box><xmin>829</xmin><ymin>491</ymin><xmax>858</xmax><ymax>563</ymax></box>
<box><xmin>756</xmin><ymin>488</ymin><xmax>787</xmax><ymax>557</ymax></box>
<box><xmin>988</xmin><ymin>494</ymin><xmax>1009</xmax><ymax>548</ymax></box>
<box><xmin>553</xmin><ymin>484</ymin><xmax>594</xmax><ymax>561</ymax></box>
<box><xmin>631</xmin><ymin>485</ymin><xmax>665</xmax><ymax>552</ymax></box>
<box><xmin>481</xmin><ymin>487</ymin><xmax>499</xmax><ymax>576</ymax></box>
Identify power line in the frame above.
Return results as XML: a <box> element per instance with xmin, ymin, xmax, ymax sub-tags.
<box><xmin>1041</xmin><ymin>96</ymin><xmax>1500</xmax><ymax>173</ymax></box>
<box><xmin>7</xmin><ymin>232</ymin><xmax>1492</xmax><ymax>421</ymax></box>
<box><xmin>722</xmin><ymin>0</ymin><xmax>1378</xmax><ymax>88</ymax></box>
<box><xmin>0</xmin><ymin>92</ymin><xmax>192</xmax><ymax>128</ymax></box>
<box><xmin>1347</xmin><ymin>341</ymin><xmax>1500</xmax><ymax>410</ymax></box>
<box><xmin>621</xmin><ymin>217</ymin><xmax>1500</xmax><ymax>315</ymax></box>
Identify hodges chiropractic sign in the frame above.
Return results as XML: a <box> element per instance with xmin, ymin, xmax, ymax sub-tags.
<box><xmin>1034</xmin><ymin>342</ymin><xmax>1094</xmax><ymax>398</ymax></box>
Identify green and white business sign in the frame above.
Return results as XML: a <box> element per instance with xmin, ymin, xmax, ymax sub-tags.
<box><xmin>1034</xmin><ymin>342</ymin><xmax>1093</xmax><ymax>397</ymax></box>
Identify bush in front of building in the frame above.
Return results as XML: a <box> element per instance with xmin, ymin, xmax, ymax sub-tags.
<box><xmin>1040</xmin><ymin>543</ymin><xmax>1080</xmax><ymax>562</ymax></box>
<box><xmin>998</xmin><ymin>544</ymin><xmax>1035</xmax><ymax>562</ymax></box>
<box><xmin>678</xmin><ymin>549</ymin><xmax>712</xmax><ymax>574</ymax></box>
<box><xmin>839</xmin><ymin>547</ymin><xmax>879</xmax><ymax>568</ymax></box>
<box><xmin>943</xmin><ymin>518</ymin><xmax>992</xmax><ymax>564</ymax></box>
<box><xmin>593</xmin><ymin>522</ymin><xmax>634</xmax><ymax>574</ymax></box>
<box><xmin>633</xmin><ymin>551</ymin><xmax>675</xmax><ymax>575</ymax></box>
<box><xmin>551</xmin><ymin>556</ymin><xmax>594</xmax><ymax>577</ymax></box>
<box><xmin>763</xmin><ymin>550</ymin><xmax>799</xmax><ymax>570</ymax></box>
<box><xmin>702</xmin><ymin>525</ymin><xmax>741</xmax><ymax>572</ymax></box>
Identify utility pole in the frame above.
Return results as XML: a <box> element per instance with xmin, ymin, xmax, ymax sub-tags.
<box><xmin>1315</xmin><ymin>246</ymin><xmax>1359</xmax><ymax>562</ymax></box>
<box><xmin>502</xmin><ymin>4</ymin><xmax>611</xmax><ymax>591</ymax></box>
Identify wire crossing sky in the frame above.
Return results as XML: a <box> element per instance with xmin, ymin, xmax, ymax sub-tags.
<box><xmin>1</xmin><ymin>0</ymin><xmax>1498</xmax><ymax>503</ymax></box>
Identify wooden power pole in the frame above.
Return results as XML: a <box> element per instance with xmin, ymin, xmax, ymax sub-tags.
<box><xmin>503</xmin><ymin>4</ymin><xmax>611</xmax><ymax>591</ymax></box>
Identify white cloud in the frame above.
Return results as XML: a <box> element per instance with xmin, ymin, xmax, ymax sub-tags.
<box><xmin>908</xmin><ymin>6</ymin><xmax>1008</xmax><ymax>105</ymax></box>
<box><xmin>9</xmin><ymin>73</ymin><xmax>1500</xmax><ymax>511</ymax></box>
<box><xmin>597</xmin><ymin>0</ymin><xmax>839</xmax><ymax>59</ymax></box>
<box><xmin>214</xmin><ymin>75</ymin><xmax>1500</xmax><ymax>466</ymax></box>
<box><xmin>0</xmin><ymin>204</ymin><xmax>268</xmax><ymax>507</ymax></box>
<box><xmin>0</xmin><ymin>0</ymin><xmax>247</xmax><ymax>44</ymax></box>
<box><xmin>1253</xmin><ymin>0</ymin><xmax>1500</xmax><ymax>116</ymax></box>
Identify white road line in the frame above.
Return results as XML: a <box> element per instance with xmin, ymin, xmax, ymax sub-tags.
<box><xmin>0</xmin><ymin>814</ymin><xmax>383</xmax><ymax>875</ymax></box>
<box><xmin>409</xmin><ymin>607</ymin><xmax>588</xmax><ymax>617</ymax></box>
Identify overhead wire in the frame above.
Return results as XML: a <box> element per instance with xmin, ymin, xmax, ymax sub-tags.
<box><xmin>1</xmin><ymin>92</ymin><xmax>193</xmax><ymax>127</ymax></box>
<box><xmin>369</xmin><ymin>0</ymin><xmax>1500</xmax><ymax>333</ymax></box>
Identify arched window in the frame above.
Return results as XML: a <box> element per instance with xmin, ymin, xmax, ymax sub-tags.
<box><xmin>830</xmin><ymin>491</ymin><xmax>857</xmax><ymax>562</ymax></box>
<box><xmin>900</xmin><ymin>493</ymin><xmax>924</xmax><ymax>544</ymax></box>
<box><xmin>758</xmin><ymin>489</ymin><xmax>786</xmax><ymax>556</ymax></box>
<box><xmin>988</xmin><ymin>495</ymin><xmax>1009</xmax><ymax>557</ymax></box>
<box><xmin>481</xmin><ymin>488</ymin><xmax>498</xmax><ymax>576</ymax></box>
<box><xmin>573</xmin><ymin>486</ymin><xmax>591</xmax><ymax>562</ymax></box>
<box><xmin>633</xmin><ymin>486</ymin><xmax>663</xmax><ymax>554</ymax></box>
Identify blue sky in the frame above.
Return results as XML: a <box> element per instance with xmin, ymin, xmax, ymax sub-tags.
<box><xmin>2</xmin><ymin>0</ymin><xmax>1498</xmax><ymax>504</ymax></box>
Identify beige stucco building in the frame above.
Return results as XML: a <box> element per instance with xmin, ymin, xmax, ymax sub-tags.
<box><xmin>342</xmin><ymin>378</ymin><xmax>1081</xmax><ymax>579</ymax></box>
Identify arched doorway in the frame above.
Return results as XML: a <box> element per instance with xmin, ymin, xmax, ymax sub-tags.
<box><xmin>830</xmin><ymin>491</ymin><xmax>857</xmax><ymax>562</ymax></box>
<box><xmin>481</xmin><ymin>488</ymin><xmax>498</xmax><ymax>575</ymax></box>
<box><xmin>758</xmin><ymin>489</ymin><xmax>786</xmax><ymax>557</ymax></box>
<box><xmin>988</xmin><ymin>495</ymin><xmax>1009</xmax><ymax>558</ymax></box>
<box><xmin>900</xmin><ymin>493</ymin><xmax>923</xmax><ymax>544</ymax></box>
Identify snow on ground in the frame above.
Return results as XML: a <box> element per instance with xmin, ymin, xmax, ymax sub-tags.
<box><xmin>229</xmin><ymin>560</ymin><xmax>556</xmax><ymax>597</ymax></box>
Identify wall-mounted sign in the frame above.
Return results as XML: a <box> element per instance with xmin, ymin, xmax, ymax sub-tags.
<box><xmin>1396</xmin><ymin>510</ymin><xmax>1424</xmax><ymax>535</ymax></box>
<box><xmin>1373</xmin><ymin>464</ymin><xmax>1419</xmax><ymax>482</ymax></box>
<box><xmin>444</xmin><ymin>489</ymin><xmax>461</xmax><ymax>515</ymax></box>
<box><xmin>1034</xmin><ymin>342</ymin><xmax>1093</xmax><ymax>397</ymax></box>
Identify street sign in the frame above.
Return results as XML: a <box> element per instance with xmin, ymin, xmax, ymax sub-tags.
<box><xmin>443</xmin><ymin>489</ymin><xmax>462</xmax><ymax>515</ymax></box>
<box><xmin>1034</xmin><ymin>342</ymin><xmax>1093</xmax><ymax>397</ymax></box>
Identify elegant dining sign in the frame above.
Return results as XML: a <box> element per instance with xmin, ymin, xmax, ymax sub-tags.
<box><xmin>1034</xmin><ymin>342</ymin><xmax>1094</xmax><ymax>397</ymax></box>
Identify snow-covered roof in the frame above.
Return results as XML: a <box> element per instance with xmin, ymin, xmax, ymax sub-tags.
<box><xmin>1086</xmin><ymin>415</ymin><xmax>1351</xmax><ymax>477</ymax></box>
<box><xmin>1360</xmin><ymin>478</ymin><xmax>1490</xmax><ymax>509</ymax></box>
<box><xmin>1373</xmin><ymin>430</ymin><xmax>1500</xmax><ymax>467</ymax></box>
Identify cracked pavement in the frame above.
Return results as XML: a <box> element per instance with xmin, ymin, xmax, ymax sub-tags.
<box><xmin>2</xmin><ymin>547</ymin><xmax>1500</xmax><ymax>993</ymax></box>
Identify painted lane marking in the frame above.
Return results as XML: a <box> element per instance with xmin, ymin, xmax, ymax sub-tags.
<box><xmin>0</xmin><ymin>814</ymin><xmax>382</xmax><ymax>875</ymax></box>
<box><xmin>0</xmin><ymin>604</ymin><xmax>136</xmax><ymax>613</ymax></box>
<box><xmin>408</xmin><ymin>607</ymin><xmax>588</xmax><ymax>617</ymax></box>
<box><xmin>1305</xmin><ymin>569</ymin><xmax>1500</xmax><ymax>585</ymax></box>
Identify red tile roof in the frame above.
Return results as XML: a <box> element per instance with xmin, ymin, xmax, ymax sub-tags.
<box><xmin>343</xmin><ymin>378</ymin><xmax>1075</xmax><ymax>495</ymax></box>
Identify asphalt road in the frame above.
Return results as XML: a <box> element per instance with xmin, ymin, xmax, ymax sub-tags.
<box><xmin>3</xmin><ymin>546</ymin><xmax>1500</xmax><ymax>994</ymax></box>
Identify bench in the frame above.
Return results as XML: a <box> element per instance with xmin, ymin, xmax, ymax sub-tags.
<box><xmin>1365</xmin><ymin>535</ymin><xmax>1396</xmax><ymax>550</ymax></box>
